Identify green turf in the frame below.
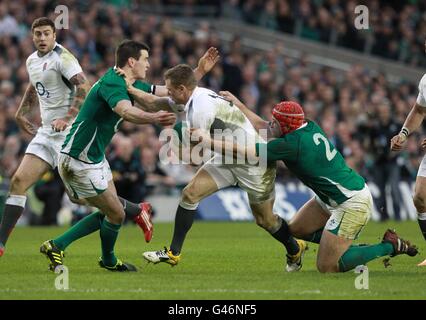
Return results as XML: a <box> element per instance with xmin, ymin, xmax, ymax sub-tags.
<box><xmin>0</xmin><ymin>220</ymin><xmax>425</xmax><ymax>300</ymax></box>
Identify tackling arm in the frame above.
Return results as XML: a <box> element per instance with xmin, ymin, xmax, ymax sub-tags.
<box><xmin>127</xmin><ymin>85</ymin><xmax>182</xmax><ymax>113</ymax></box>
<box><xmin>191</xmin><ymin>128</ymin><xmax>258</xmax><ymax>160</ymax></box>
<box><xmin>114</xmin><ymin>100</ymin><xmax>176</xmax><ymax>126</ymax></box>
<box><xmin>219</xmin><ymin>91</ymin><xmax>269</xmax><ymax>133</ymax></box>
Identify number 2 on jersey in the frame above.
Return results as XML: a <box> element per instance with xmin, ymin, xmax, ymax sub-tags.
<box><xmin>313</xmin><ymin>133</ymin><xmax>337</xmax><ymax>161</ymax></box>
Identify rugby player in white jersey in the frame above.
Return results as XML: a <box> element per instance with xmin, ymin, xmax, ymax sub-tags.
<box><xmin>0</xmin><ymin>18</ymin><xmax>171</xmax><ymax>256</ymax></box>
<box><xmin>390</xmin><ymin>39</ymin><xmax>426</xmax><ymax>266</ymax></box>
<box><xmin>0</xmin><ymin>17</ymin><xmax>92</xmax><ymax>257</ymax></box>
<box><xmin>135</xmin><ymin>64</ymin><xmax>306</xmax><ymax>269</ymax></box>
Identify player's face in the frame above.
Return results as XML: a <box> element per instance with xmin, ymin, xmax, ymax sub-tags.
<box><xmin>33</xmin><ymin>26</ymin><xmax>56</xmax><ymax>55</ymax></box>
<box><xmin>165</xmin><ymin>79</ymin><xmax>188</xmax><ymax>104</ymax></box>
<box><xmin>133</xmin><ymin>50</ymin><xmax>150</xmax><ymax>79</ymax></box>
<box><xmin>269</xmin><ymin>117</ymin><xmax>283</xmax><ymax>137</ymax></box>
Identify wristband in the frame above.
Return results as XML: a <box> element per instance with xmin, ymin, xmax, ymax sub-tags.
<box><xmin>400</xmin><ymin>127</ymin><xmax>409</xmax><ymax>138</ymax></box>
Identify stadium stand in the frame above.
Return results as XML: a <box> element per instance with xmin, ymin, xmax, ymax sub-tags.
<box><xmin>0</xmin><ymin>0</ymin><xmax>425</xmax><ymax>223</ymax></box>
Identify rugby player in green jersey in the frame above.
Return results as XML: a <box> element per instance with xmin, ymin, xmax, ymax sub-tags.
<box><xmin>39</xmin><ymin>41</ymin><xmax>219</xmax><ymax>272</ymax></box>
<box><xmin>195</xmin><ymin>91</ymin><xmax>418</xmax><ymax>273</ymax></box>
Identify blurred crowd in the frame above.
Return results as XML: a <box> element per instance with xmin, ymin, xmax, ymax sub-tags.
<box><xmin>0</xmin><ymin>0</ymin><xmax>425</xmax><ymax>222</ymax></box>
<box><xmin>221</xmin><ymin>0</ymin><xmax>426</xmax><ymax>67</ymax></box>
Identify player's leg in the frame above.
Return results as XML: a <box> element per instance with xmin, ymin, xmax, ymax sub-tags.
<box><xmin>317</xmin><ymin>230</ymin><xmax>353</xmax><ymax>272</ymax></box>
<box><xmin>169</xmin><ymin>168</ymin><xmax>219</xmax><ymax>255</ymax></box>
<box><xmin>288</xmin><ymin>197</ymin><xmax>330</xmax><ymax>244</ymax></box>
<box><xmin>317</xmin><ymin>186</ymin><xmax>418</xmax><ymax>273</ymax></box>
<box><xmin>317</xmin><ymin>187</ymin><xmax>372</xmax><ymax>272</ymax></box>
<box><xmin>143</xmin><ymin>163</ymin><xmax>232</xmax><ymax>265</ymax></box>
<box><xmin>249</xmin><ymin>198</ymin><xmax>299</xmax><ymax>254</ymax></box>
<box><xmin>84</xmin><ymin>182</ymin><xmax>130</xmax><ymax>269</ymax></box>
<box><xmin>413</xmin><ymin>175</ymin><xmax>426</xmax><ymax>242</ymax></box>
<box><xmin>249</xmin><ymin>197</ymin><xmax>308</xmax><ymax>272</ymax></box>
<box><xmin>0</xmin><ymin>154</ymin><xmax>50</xmax><ymax>253</ymax></box>
<box><xmin>412</xmin><ymin>170</ymin><xmax>426</xmax><ymax>266</ymax></box>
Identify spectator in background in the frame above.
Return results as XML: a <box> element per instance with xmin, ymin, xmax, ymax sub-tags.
<box><xmin>0</xmin><ymin>0</ymin><xmax>424</xmax><ymax>224</ymax></box>
<box><xmin>141</xmin><ymin>146</ymin><xmax>176</xmax><ymax>196</ymax></box>
<box><xmin>368</xmin><ymin>104</ymin><xmax>403</xmax><ymax>221</ymax></box>
<box><xmin>34</xmin><ymin>169</ymin><xmax>65</xmax><ymax>226</ymax></box>
<box><xmin>109</xmin><ymin>135</ymin><xmax>147</xmax><ymax>205</ymax></box>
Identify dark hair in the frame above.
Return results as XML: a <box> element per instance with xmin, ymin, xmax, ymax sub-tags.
<box><xmin>115</xmin><ymin>40</ymin><xmax>150</xmax><ymax>68</ymax></box>
<box><xmin>164</xmin><ymin>64</ymin><xmax>196</xmax><ymax>89</ymax></box>
<box><xmin>31</xmin><ymin>17</ymin><xmax>56</xmax><ymax>33</ymax></box>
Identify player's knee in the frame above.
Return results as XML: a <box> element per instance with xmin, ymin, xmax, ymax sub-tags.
<box><xmin>10</xmin><ymin>174</ymin><xmax>28</xmax><ymax>194</ymax></box>
<box><xmin>107</xmin><ymin>210</ymin><xmax>125</xmax><ymax>224</ymax></box>
<box><xmin>288</xmin><ymin>221</ymin><xmax>303</xmax><ymax>238</ymax></box>
<box><xmin>69</xmin><ymin>197</ymin><xmax>86</xmax><ymax>206</ymax></box>
<box><xmin>254</xmin><ymin>215</ymin><xmax>272</xmax><ymax>230</ymax></box>
<box><xmin>413</xmin><ymin>194</ymin><xmax>426</xmax><ymax>213</ymax></box>
<box><xmin>316</xmin><ymin>260</ymin><xmax>338</xmax><ymax>273</ymax></box>
<box><xmin>182</xmin><ymin>185</ymin><xmax>201</xmax><ymax>204</ymax></box>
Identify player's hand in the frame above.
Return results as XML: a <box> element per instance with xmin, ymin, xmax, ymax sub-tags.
<box><xmin>390</xmin><ymin>133</ymin><xmax>407</xmax><ymax>152</ymax></box>
<box><xmin>218</xmin><ymin>91</ymin><xmax>243</xmax><ymax>107</ymax></box>
<box><xmin>51</xmin><ymin>118</ymin><xmax>70</xmax><ymax>132</ymax></box>
<box><xmin>197</xmin><ymin>47</ymin><xmax>220</xmax><ymax>75</ymax></box>
<box><xmin>152</xmin><ymin>110</ymin><xmax>176</xmax><ymax>126</ymax></box>
<box><xmin>421</xmin><ymin>138</ymin><xmax>426</xmax><ymax>149</ymax></box>
<box><xmin>16</xmin><ymin>116</ymin><xmax>37</xmax><ymax>135</ymax></box>
<box><xmin>115</xmin><ymin>67</ymin><xmax>134</xmax><ymax>90</ymax></box>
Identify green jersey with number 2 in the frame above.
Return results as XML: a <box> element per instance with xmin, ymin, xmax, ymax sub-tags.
<box><xmin>256</xmin><ymin>120</ymin><xmax>365</xmax><ymax>206</ymax></box>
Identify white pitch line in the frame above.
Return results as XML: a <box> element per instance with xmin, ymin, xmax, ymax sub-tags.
<box><xmin>0</xmin><ymin>288</ymin><xmax>323</xmax><ymax>295</ymax></box>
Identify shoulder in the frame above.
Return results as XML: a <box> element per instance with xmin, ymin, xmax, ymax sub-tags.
<box><xmin>419</xmin><ymin>74</ymin><xmax>426</xmax><ymax>90</ymax></box>
<box><xmin>26</xmin><ymin>51</ymin><xmax>39</xmax><ymax>67</ymax></box>
<box><xmin>100</xmin><ymin>68</ymin><xmax>126</xmax><ymax>88</ymax></box>
<box><xmin>192</xmin><ymin>87</ymin><xmax>218</xmax><ymax>107</ymax></box>
<box><xmin>53</xmin><ymin>44</ymin><xmax>76</xmax><ymax>59</ymax></box>
<box><xmin>53</xmin><ymin>44</ymin><xmax>80</xmax><ymax>68</ymax></box>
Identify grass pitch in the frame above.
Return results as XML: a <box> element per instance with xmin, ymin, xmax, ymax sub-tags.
<box><xmin>0</xmin><ymin>220</ymin><xmax>425</xmax><ymax>300</ymax></box>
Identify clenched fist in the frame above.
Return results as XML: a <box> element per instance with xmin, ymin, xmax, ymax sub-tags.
<box><xmin>390</xmin><ymin>133</ymin><xmax>407</xmax><ymax>152</ymax></box>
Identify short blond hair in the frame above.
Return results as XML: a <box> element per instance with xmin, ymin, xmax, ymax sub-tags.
<box><xmin>164</xmin><ymin>64</ymin><xmax>196</xmax><ymax>89</ymax></box>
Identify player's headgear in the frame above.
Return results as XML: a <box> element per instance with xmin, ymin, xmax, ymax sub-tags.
<box><xmin>272</xmin><ymin>101</ymin><xmax>305</xmax><ymax>134</ymax></box>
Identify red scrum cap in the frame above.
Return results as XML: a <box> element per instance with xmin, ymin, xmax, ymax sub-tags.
<box><xmin>272</xmin><ymin>101</ymin><xmax>305</xmax><ymax>134</ymax></box>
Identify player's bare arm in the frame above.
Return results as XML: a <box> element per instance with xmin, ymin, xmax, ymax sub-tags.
<box><xmin>114</xmin><ymin>99</ymin><xmax>176</xmax><ymax>126</ymax></box>
<box><xmin>191</xmin><ymin>128</ymin><xmax>258</xmax><ymax>160</ymax></box>
<box><xmin>113</xmin><ymin>67</ymin><xmax>183</xmax><ymax>113</ymax></box>
<box><xmin>128</xmin><ymin>84</ymin><xmax>184</xmax><ymax>113</ymax></box>
<box><xmin>391</xmin><ymin>103</ymin><xmax>426</xmax><ymax>151</ymax></box>
<box><xmin>51</xmin><ymin>72</ymin><xmax>90</xmax><ymax>132</ymax></box>
<box><xmin>154</xmin><ymin>47</ymin><xmax>220</xmax><ymax>97</ymax></box>
<box><xmin>15</xmin><ymin>83</ymin><xmax>38</xmax><ymax>135</ymax></box>
<box><xmin>219</xmin><ymin>90</ymin><xmax>269</xmax><ymax>132</ymax></box>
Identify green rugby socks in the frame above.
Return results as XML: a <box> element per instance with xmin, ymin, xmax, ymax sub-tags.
<box><xmin>338</xmin><ymin>242</ymin><xmax>394</xmax><ymax>272</ymax></box>
<box><xmin>53</xmin><ymin>211</ymin><xmax>104</xmax><ymax>251</ymax></box>
<box><xmin>100</xmin><ymin>218</ymin><xmax>121</xmax><ymax>267</ymax></box>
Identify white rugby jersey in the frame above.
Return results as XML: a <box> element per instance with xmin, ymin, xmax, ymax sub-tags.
<box><xmin>184</xmin><ymin>87</ymin><xmax>261</xmax><ymax>142</ymax></box>
<box><xmin>417</xmin><ymin>73</ymin><xmax>426</xmax><ymax>107</ymax></box>
<box><xmin>26</xmin><ymin>42</ymin><xmax>82</xmax><ymax>127</ymax></box>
